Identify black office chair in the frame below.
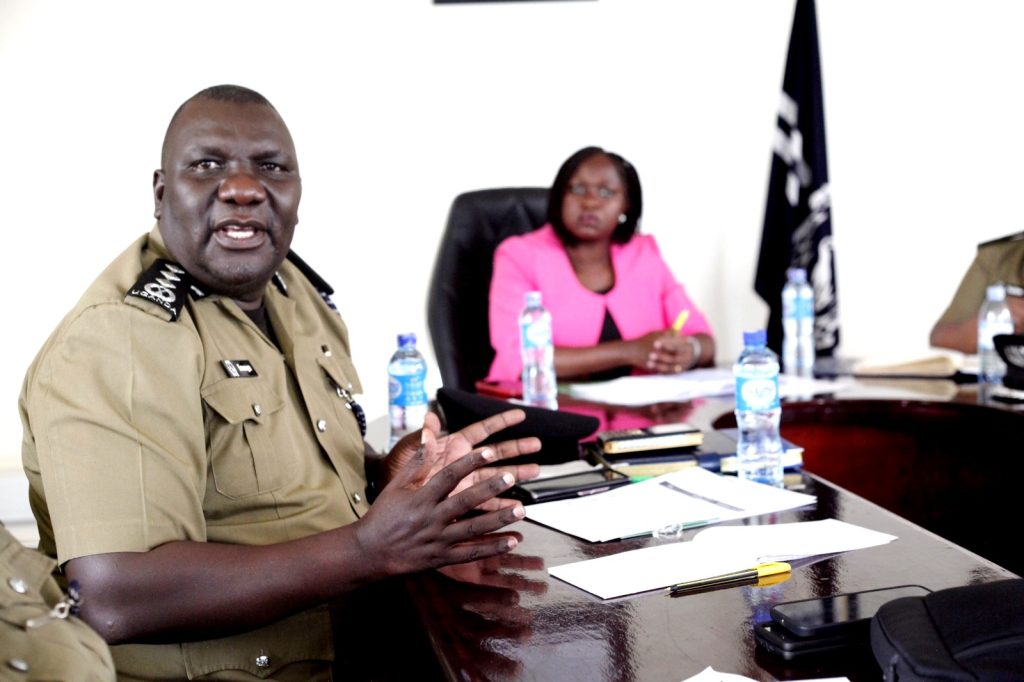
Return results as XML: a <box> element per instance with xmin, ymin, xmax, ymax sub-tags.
<box><xmin>427</xmin><ymin>187</ymin><xmax>548</xmax><ymax>391</ymax></box>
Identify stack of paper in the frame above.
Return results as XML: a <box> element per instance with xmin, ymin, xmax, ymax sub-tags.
<box><xmin>549</xmin><ymin>519</ymin><xmax>897</xmax><ymax>599</ymax></box>
<box><xmin>565</xmin><ymin>368</ymin><xmax>844</xmax><ymax>407</ymax></box>
<box><xmin>525</xmin><ymin>467</ymin><xmax>815</xmax><ymax>543</ymax></box>
<box><xmin>850</xmin><ymin>348</ymin><xmax>971</xmax><ymax>378</ymax></box>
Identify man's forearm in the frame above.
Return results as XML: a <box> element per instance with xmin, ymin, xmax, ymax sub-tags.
<box><xmin>67</xmin><ymin>524</ymin><xmax>375</xmax><ymax>644</ymax></box>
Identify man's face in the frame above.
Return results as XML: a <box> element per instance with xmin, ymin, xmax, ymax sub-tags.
<box><xmin>154</xmin><ymin>98</ymin><xmax>301</xmax><ymax>308</ymax></box>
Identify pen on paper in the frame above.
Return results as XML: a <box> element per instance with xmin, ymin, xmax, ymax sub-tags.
<box><xmin>658</xmin><ymin>480</ymin><xmax>744</xmax><ymax>513</ymax></box>
<box><xmin>668</xmin><ymin>561</ymin><xmax>791</xmax><ymax>597</ymax></box>
<box><xmin>672</xmin><ymin>310</ymin><xmax>690</xmax><ymax>334</ymax></box>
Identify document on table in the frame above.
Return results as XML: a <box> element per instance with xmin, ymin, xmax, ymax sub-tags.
<box><xmin>525</xmin><ymin>467</ymin><xmax>816</xmax><ymax>543</ymax></box>
<box><xmin>683</xmin><ymin>667</ymin><xmax>849</xmax><ymax>682</ymax></box>
<box><xmin>549</xmin><ymin>519</ymin><xmax>897</xmax><ymax>599</ymax></box>
<box><xmin>564</xmin><ymin>368</ymin><xmax>846</xmax><ymax>406</ymax></box>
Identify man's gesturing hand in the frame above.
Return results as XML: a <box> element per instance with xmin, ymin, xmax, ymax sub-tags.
<box><xmin>384</xmin><ymin>409</ymin><xmax>541</xmax><ymax>511</ymax></box>
<box><xmin>355</xmin><ymin>426</ymin><xmax>529</xmax><ymax>578</ymax></box>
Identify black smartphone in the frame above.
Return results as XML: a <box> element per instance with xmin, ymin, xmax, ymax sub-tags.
<box><xmin>507</xmin><ymin>469</ymin><xmax>630</xmax><ymax>504</ymax></box>
<box><xmin>753</xmin><ymin>621</ymin><xmax>855</xmax><ymax>661</ymax></box>
<box><xmin>770</xmin><ymin>584</ymin><xmax>931</xmax><ymax>639</ymax></box>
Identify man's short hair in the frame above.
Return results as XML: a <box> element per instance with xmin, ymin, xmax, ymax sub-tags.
<box><xmin>161</xmin><ymin>85</ymin><xmax>278</xmax><ymax>166</ymax></box>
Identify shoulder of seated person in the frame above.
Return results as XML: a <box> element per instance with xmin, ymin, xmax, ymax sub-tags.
<box><xmin>978</xmin><ymin>230</ymin><xmax>1024</xmax><ymax>250</ymax></box>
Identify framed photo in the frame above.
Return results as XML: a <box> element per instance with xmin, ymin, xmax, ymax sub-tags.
<box><xmin>436</xmin><ymin>0</ymin><xmax>592</xmax><ymax>4</ymax></box>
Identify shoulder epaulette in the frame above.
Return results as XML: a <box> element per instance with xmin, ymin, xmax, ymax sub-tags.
<box><xmin>124</xmin><ymin>259</ymin><xmax>206</xmax><ymax>321</ymax></box>
<box><xmin>286</xmin><ymin>251</ymin><xmax>340</xmax><ymax>314</ymax></box>
<box><xmin>286</xmin><ymin>251</ymin><xmax>334</xmax><ymax>296</ymax></box>
<box><xmin>979</xmin><ymin>231</ymin><xmax>1024</xmax><ymax>249</ymax></box>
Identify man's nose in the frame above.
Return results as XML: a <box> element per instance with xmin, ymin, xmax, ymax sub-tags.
<box><xmin>219</xmin><ymin>167</ymin><xmax>267</xmax><ymax>204</ymax></box>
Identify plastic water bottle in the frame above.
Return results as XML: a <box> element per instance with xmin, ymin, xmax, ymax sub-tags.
<box><xmin>978</xmin><ymin>284</ymin><xmax>1013</xmax><ymax>385</ymax></box>
<box><xmin>519</xmin><ymin>291</ymin><xmax>558</xmax><ymax>409</ymax></box>
<box><xmin>733</xmin><ymin>330</ymin><xmax>784</xmax><ymax>487</ymax></box>
<box><xmin>388</xmin><ymin>333</ymin><xmax>428</xmax><ymax>449</ymax></box>
<box><xmin>781</xmin><ymin>267</ymin><xmax>815</xmax><ymax>377</ymax></box>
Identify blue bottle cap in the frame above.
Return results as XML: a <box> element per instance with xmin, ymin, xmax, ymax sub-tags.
<box><xmin>786</xmin><ymin>267</ymin><xmax>807</xmax><ymax>284</ymax></box>
<box><xmin>743</xmin><ymin>330</ymin><xmax>767</xmax><ymax>347</ymax></box>
<box><xmin>397</xmin><ymin>332</ymin><xmax>417</xmax><ymax>348</ymax></box>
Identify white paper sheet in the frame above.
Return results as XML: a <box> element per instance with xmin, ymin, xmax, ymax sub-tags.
<box><xmin>549</xmin><ymin>519</ymin><xmax>897</xmax><ymax>599</ymax></box>
<box><xmin>682</xmin><ymin>667</ymin><xmax>848</xmax><ymax>682</ymax></box>
<box><xmin>565</xmin><ymin>368</ymin><xmax>845</xmax><ymax>406</ymax></box>
<box><xmin>525</xmin><ymin>467</ymin><xmax>816</xmax><ymax>543</ymax></box>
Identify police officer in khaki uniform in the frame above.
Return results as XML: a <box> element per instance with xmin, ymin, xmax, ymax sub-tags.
<box><xmin>1</xmin><ymin>524</ymin><xmax>115</xmax><ymax>681</ymax></box>
<box><xmin>930</xmin><ymin>231</ymin><xmax>1024</xmax><ymax>352</ymax></box>
<box><xmin>19</xmin><ymin>85</ymin><xmax>540</xmax><ymax>680</ymax></box>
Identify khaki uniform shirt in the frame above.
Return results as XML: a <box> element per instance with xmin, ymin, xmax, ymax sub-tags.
<box><xmin>1</xmin><ymin>524</ymin><xmax>115</xmax><ymax>681</ymax></box>
<box><xmin>20</xmin><ymin>227</ymin><xmax>370</xmax><ymax>680</ymax></box>
<box><xmin>937</xmin><ymin>234</ymin><xmax>1024</xmax><ymax>323</ymax></box>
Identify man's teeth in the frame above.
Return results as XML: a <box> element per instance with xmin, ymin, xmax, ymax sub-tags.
<box><xmin>224</xmin><ymin>227</ymin><xmax>256</xmax><ymax>239</ymax></box>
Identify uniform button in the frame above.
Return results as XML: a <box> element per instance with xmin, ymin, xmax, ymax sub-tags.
<box><xmin>352</xmin><ymin>492</ymin><xmax>362</xmax><ymax>504</ymax></box>
<box><xmin>252</xmin><ymin>404</ymin><xmax>262</xmax><ymax>417</ymax></box>
<box><xmin>316</xmin><ymin>419</ymin><xmax>327</xmax><ymax>432</ymax></box>
<box><xmin>7</xmin><ymin>578</ymin><xmax>27</xmax><ymax>594</ymax></box>
<box><xmin>255</xmin><ymin>653</ymin><xmax>270</xmax><ymax>669</ymax></box>
<box><xmin>321</xmin><ymin>344</ymin><xmax>332</xmax><ymax>357</ymax></box>
<box><xmin>7</xmin><ymin>658</ymin><xmax>29</xmax><ymax>673</ymax></box>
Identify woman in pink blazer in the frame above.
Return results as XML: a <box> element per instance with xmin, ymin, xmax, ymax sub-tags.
<box><xmin>487</xmin><ymin>147</ymin><xmax>714</xmax><ymax>383</ymax></box>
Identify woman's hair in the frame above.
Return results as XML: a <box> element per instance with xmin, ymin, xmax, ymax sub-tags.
<box><xmin>547</xmin><ymin>146</ymin><xmax>643</xmax><ymax>245</ymax></box>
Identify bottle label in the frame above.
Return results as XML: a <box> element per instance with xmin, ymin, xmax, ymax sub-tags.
<box><xmin>389</xmin><ymin>371</ymin><xmax>427</xmax><ymax>408</ymax></box>
<box><xmin>735</xmin><ymin>375</ymin><xmax>780</xmax><ymax>411</ymax></box>
<box><xmin>521</xmin><ymin>318</ymin><xmax>552</xmax><ymax>351</ymax></box>
<box><xmin>797</xmin><ymin>295</ymin><xmax>814</xmax><ymax>319</ymax></box>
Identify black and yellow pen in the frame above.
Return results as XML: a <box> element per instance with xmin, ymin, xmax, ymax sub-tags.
<box><xmin>668</xmin><ymin>561</ymin><xmax>791</xmax><ymax>597</ymax></box>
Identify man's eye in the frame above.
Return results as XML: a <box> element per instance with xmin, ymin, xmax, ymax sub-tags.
<box><xmin>260</xmin><ymin>162</ymin><xmax>285</xmax><ymax>173</ymax></box>
<box><xmin>191</xmin><ymin>160</ymin><xmax>221</xmax><ymax>171</ymax></box>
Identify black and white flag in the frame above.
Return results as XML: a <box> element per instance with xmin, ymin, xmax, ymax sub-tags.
<box><xmin>755</xmin><ymin>0</ymin><xmax>839</xmax><ymax>357</ymax></box>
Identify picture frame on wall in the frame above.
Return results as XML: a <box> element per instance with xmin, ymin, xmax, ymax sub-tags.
<box><xmin>436</xmin><ymin>0</ymin><xmax>592</xmax><ymax>4</ymax></box>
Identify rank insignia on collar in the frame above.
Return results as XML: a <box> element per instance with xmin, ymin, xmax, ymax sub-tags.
<box><xmin>221</xmin><ymin>359</ymin><xmax>259</xmax><ymax>378</ymax></box>
<box><xmin>125</xmin><ymin>259</ymin><xmax>206</xmax><ymax>321</ymax></box>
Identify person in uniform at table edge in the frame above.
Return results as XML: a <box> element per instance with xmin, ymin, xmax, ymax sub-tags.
<box><xmin>930</xmin><ymin>230</ymin><xmax>1024</xmax><ymax>352</ymax></box>
<box><xmin>0</xmin><ymin>523</ymin><xmax>115</xmax><ymax>681</ymax></box>
<box><xmin>19</xmin><ymin>84</ymin><xmax>540</xmax><ymax>680</ymax></box>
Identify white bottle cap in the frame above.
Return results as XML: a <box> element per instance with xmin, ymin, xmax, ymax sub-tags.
<box><xmin>525</xmin><ymin>291</ymin><xmax>542</xmax><ymax>306</ymax></box>
<box><xmin>786</xmin><ymin>267</ymin><xmax>807</xmax><ymax>284</ymax></box>
<box><xmin>987</xmin><ymin>284</ymin><xmax>1007</xmax><ymax>302</ymax></box>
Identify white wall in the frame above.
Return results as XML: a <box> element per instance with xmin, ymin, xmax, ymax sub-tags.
<box><xmin>2</xmin><ymin>0</ymin><xmax>1022</xmax><ymax>484</ymax></box>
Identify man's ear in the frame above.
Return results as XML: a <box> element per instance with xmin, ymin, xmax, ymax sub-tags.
<box><xmin>153</xmin><ymin>170</ymin><xmax>165</xmax><ymax>220</ymax></box>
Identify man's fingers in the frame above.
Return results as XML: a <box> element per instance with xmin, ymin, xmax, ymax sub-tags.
<box><xmin>389</xmin><ymin>430</ymin><xmax>437</xmax><ymax>488</ymax></box>
<box><xmin>421</xmin><ymin>447</ymin><xmax>500</xmax><ymax>500</ymax></box>
<box><xmin>487</xmin><ymin>437</ymin><xmax>542</xmax><ymax>463</ymax></box>
<box><xmin>450</xmin><ymin>409</ymin><xmax>527</xmax><ymax>448</ymax></box>
<box><xmin>441</xmin><ymin>470</ymin><xmax>522</xmax><ymax>522</ymax></box>
<box><xmin>438</xmin><ymin>532</ymin><xmax>521</xmax><ymax>566</ymax></box>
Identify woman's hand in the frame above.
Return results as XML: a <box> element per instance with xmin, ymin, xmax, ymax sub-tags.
<box><xmin>622</xmin><ymin>331</ymin><xmax>698</xmax><ymax>373</ymax></box>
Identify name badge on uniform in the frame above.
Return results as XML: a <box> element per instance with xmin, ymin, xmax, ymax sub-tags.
<box><xmin>221</xmin><ymin>359</ymin><xmax>259</xmax><ymax>378</ymax></box>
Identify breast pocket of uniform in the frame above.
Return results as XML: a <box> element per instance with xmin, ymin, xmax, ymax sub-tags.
<box><xmin>317</xmin><ymin>355</ymin><xmax>365</xmax><ymax>441</ymax></box>
<box><xmin>201</xmin><ymin>377</ymin><xmax>286</xmax><ymax>499</ymax></box>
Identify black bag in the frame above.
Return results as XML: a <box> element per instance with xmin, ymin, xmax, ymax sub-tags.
<box><xmin>870</xmin><ymin>579</ymin><xmax>1024</xmax><ymax>681</ymax></box>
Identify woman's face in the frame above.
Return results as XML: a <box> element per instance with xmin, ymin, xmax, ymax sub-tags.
<box><xmin>560</xmin><ymin>153</ymin><xmax>628</xmax><ymax>244</ymax></box>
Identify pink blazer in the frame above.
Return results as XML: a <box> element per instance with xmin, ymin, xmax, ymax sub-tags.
<box><xmin>486</xmin><ymin>224</ymin><xmax>712</xmax><ymax>382</ymax></box>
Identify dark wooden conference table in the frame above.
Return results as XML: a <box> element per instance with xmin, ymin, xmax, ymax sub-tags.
<box><xmin>399</xmin><ymin>378</ymin><xmax>1022</xmax><ymax>681</ymax></box>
